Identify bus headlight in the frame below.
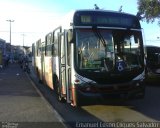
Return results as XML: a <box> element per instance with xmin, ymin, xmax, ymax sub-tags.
<box><xmin>74</xmin><ymin>79</ymin><xmax>81</xmax><ymax>84</ymax></box>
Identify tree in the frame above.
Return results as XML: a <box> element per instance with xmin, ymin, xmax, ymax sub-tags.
<box><xmin>137</xmin><ymin>0</ymin><xmax>160</xmax><ymax>24</ymax></box>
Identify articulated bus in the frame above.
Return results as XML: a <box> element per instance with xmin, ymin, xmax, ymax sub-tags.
<box><xmin>146</xmin><ymin>46</ymin><xmax>160</xmax><ymax>75</ymax></box>
<box><xmin>32</xmin><ymin>10</ymin><xmax>146</xmax><ymax>107</ymax></box>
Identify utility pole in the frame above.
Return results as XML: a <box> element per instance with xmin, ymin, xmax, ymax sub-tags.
<box><xmin>6</xmin><ymin>19</ymin><xmax>14</xmax><ymax>61</ymax></box>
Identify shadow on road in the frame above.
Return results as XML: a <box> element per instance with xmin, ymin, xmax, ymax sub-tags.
<box><xmin>128</xmin><ymin>85</ymin><xmax>160</xmax><ymax>121</ymax></box>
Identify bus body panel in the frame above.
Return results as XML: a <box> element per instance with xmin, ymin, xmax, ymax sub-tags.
<box><xmin>43</xmin><ymin>56</ymin><xmax>53</xmax><ymax>89</ymax></box>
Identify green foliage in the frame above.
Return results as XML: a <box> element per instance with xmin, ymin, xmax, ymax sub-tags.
<box><xmin>137</xmin><ymin>0</ymin><xmax>160</xmax><ymax>24</ymax></box>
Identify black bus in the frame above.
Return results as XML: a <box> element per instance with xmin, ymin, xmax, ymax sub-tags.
<box><xmin>146</xmin><ymin>45</ymin><xmax>160</xmax><ymax>75</ymax></box>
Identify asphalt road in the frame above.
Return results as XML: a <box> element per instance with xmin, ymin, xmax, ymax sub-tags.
<box><xmin>30</xmin><ymin>68</ymin><xmax>160</xmax><ymax>128</ymax></box>
<box><xmin>0</xmin><ymin>64</ymin><xmax>65</xmax><ymax>128</ymax></box>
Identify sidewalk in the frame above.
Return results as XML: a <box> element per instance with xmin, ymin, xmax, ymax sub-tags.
<box><xmin>0</xmin><ymin>63</ymin><xmax>65</xmax><ymax>128</ymax></box>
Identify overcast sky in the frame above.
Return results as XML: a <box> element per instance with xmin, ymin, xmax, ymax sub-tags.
<box><xmin>0</xmin><ymin>0</ymin><xmax>160</xmax><ymax>46</ymax></box>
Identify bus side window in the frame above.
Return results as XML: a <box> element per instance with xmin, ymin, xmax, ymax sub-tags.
<box><xmin>67</xmin><ymin>31</ymin><xmax>71</xmax><ymax>66</ymax></box>
<box><xmin>53</xmin><ymin>38</ymin><xmax>58</xmax><ymax>57</ymax></box>
<box><xmin>53</xmin><ymin>29</ymin><xmax>60</xmax><ymax>57</ymax></box>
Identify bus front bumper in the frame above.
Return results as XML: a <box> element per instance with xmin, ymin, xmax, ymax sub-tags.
<box><xmin>75</xmin><ymin>80</ymin><xmax>145</xmax><ymax>101</ymax></box>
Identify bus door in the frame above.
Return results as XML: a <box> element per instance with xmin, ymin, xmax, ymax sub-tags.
<box><xmin>58</xmin><ymin>30</ymin><xmax>71</xmax><ymax>103</ymax></box>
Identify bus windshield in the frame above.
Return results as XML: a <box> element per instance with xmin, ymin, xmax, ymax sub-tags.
<box><xmin>76</xmin><ymin>28</ymin><xmax>143</xmax><ymax>72</ymax></box>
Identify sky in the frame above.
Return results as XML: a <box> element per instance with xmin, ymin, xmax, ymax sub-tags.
<box><xmin>0</xmin><ymin>0</ymin><xmax>160</xmax><ymax>47</ymax></box>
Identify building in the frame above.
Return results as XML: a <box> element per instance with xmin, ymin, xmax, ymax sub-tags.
<box><xmin>0</xmin><ymin>38</ymin><xmax>6</xmax><ymax>55</ymax></box>
<box><xmin>0</xmin><ymin>38</ymin><xmax>6</xmax><ymax>66</ymax></box>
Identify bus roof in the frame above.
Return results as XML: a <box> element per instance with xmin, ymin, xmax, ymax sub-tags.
<box><xmin>75</xmin><ymin>9</ymin><xmax>137</xmax><ymax>17</ymax></box>
<box><xmin>72</xmin><ymin>9</ymin><xmax>141</xmax><ymax>29</ymax></box>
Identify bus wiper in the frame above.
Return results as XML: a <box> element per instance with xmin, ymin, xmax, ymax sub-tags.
<box><xmin>92</xmin><ymin>27</ymin><xmax>109</xmax><ymax>72</ymax></box>
<box><xmin>92</xmin><ymin>27</ymin><xmax>106</xmax><ymax>48</ymax></box>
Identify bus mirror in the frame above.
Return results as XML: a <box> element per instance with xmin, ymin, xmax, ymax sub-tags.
<box><xmin>68</xmin><ymin>30</ymin><xmax>73</xmax><ymax>43</ymax></box>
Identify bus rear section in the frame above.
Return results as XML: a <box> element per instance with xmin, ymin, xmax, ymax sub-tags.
<box><xmin>34</xmin><ymin>40</ymin><xmax>41</xmax><ymax>81</ymax></box>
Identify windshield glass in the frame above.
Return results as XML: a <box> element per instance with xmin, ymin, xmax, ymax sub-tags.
<box><xmin>76</xmin><ymin>28</ymin><xmax>143</xmax><ymax>72</ymax></box>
